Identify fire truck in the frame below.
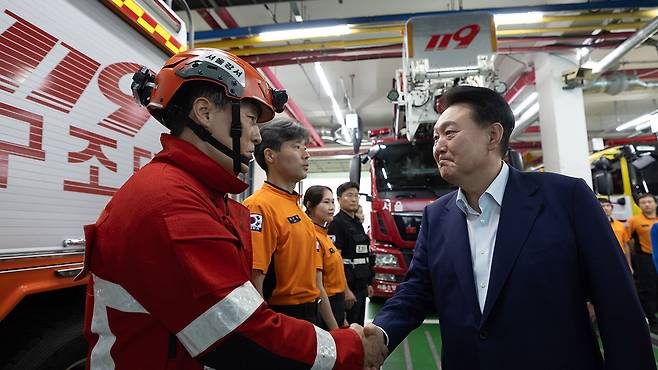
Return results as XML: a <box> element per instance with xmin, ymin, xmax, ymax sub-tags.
<box><xmin>0</xmin><ymin>1</ymin><xmax>186</xmax><ymax>368</ymax></box>
<box><xmin>351</xmin><ymin>12</ymin><xmax>506</xmax><ymax>297</ymax></box>
<box><xmin>591</xmin><ymin>142</ymin><xmax>658</xmax><ymax>219</ymax></box>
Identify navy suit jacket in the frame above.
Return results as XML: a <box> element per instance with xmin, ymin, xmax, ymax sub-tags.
<box><xmin>373</xmin><ymin>168</ymin><xmax>655</xmax><ymax>370</ymax></box>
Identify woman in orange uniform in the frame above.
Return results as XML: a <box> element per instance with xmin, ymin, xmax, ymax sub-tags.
<box><xmin>304</xmin><ymin>185</ymin><xmax>349</xmax><ymax>330</ymax></box>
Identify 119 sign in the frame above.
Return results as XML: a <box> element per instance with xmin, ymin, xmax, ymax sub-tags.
<box><xmin>424</xmin><ymin>24</ymin><xmax>480</xmax><ymax>51</ymax></box>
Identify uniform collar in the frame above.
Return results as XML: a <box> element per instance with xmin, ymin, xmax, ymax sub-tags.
<box><xmin>153</xmin><ymin>134</ymin><xmax>248</xmax><ymax>195</ymax></box>
<box><xmin>314</xmin><ymin>222</ymin><xmax>328</xmax><ymax>235</ymax></box>
<box><xmin>456</xmin><ymin>161</ymin><xmax>509</xmax><ymax>216</ymax></box>
<box><xmin>338</xmin><ymin>209</ymin><xmax>358</xmax><ymax>222</ymax></box>
<box><xmin>263</xmin><ymin>181</ymin><xmax>301</xmax><ymax>202</ymax></box>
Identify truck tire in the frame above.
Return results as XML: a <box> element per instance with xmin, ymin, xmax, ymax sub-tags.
<box><xmin>4</xmin><ymin>313</ymin><xmax>87</xmax><ymax>370</ymax></box>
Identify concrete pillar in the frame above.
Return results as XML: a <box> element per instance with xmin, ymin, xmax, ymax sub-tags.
<box><xmin>534</xmin><ymin>53</ymin><xmax>592</xmax><ymax>187</ymax></box>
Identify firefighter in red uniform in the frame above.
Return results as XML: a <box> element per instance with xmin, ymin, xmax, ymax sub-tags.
<box><xmin>77</xmin><ymin>48</ymin><xmax>385</xmax><ymax>369</ymax></box>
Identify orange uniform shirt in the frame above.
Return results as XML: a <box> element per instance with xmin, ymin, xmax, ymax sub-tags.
<box><xmin>609</xmin><ymin>219</ymin><xmax>629</xmax><ymax>252</ymax></box>
<box><xmin>627</xmin><ymin>214</ymin><xmax>658</xmax><ymax>254</ymax></box>
<box><xmin>315</xmin><ymin>223</ymin><xmax>347</xmax><ymax>297</ymax></box>
<box><xmin>244</xmin><ymin>182</ymin><xmax>322</xmax><ymax>306</ymax></box>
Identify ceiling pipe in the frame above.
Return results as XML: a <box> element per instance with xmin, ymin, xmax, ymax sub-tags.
<box><xmin>242</xmin><ymin>44</ymin><xmax>402</xmax><ymax>64</ymax></box>
<box><xmin>241</xmin><ymin>33</ymin><xmax>654</xmax><ymax>68</ymax></box>
<box><xmin>203</xmin><ymin>12</ymin><xmax>649</xmax><ymax>48</ymax></box>
<box><xmin>241</xmin><ymin>36</ymin><xmax>658</xmax><ymax>68</ymax></box>
<box><xmin>497</xmin><ymin>21</ymin><xmax>648</xmax><ymax>37</ymax></box>
<box><xmin>250</xmin><ymin>52</ymin><xmax>402</xmax><ymax>68</ymax></box>
<box><xmin>498</xmin><ymin>32</ymin><xmax>635</xmax><ymax>44</ymax></box>
<box><xmin>195</xmin><ymin>1</ymin><xmax>658</xmax><ymax>40</ymax></box>
<box><xmin>509</xmin><ymin>135</ymin><xmax>658</xmax><ymax>149</ymax></box>
<box><xmin>539</xmin><ymin>10</ymin><xmax>658</xmax><ymax>24</ymax></box>
<box><xmin>605</xmin><ymin>135</ymin><xmax>658</xmax><ymax>145</ymax></box>
<box><xmin>499</xmin><ymin>41</ymin><xmax>620</xmax><ymax>53</ymax></box>
<box><xmin>196</xmin><ymin>8</ymin><xmax>222</xmax><ymax>29</ymax></box>
<box><xmin>505</xmin><ymin>70</ymin><xmax>535</xmax><ymax>103</ymax></box>
<box><xmin>592</xmin><ymin>15</ymin><xmax>658</xmax><ymax>75</ymax></box>
<box><xmin>511</xmin><ymin>112</ymin><xmax>539</xmax><ymax>140</ymax></box>
<box><xmin>196</xmin><ymin>26</ymin><xmax>643</xmax><ymax>55</ymax></box>
<box><xmin>197</xmin><ymin>31</ymin><xmax>640</xmax><ymax>59</ymax></box>
<box><xmin>215</xmin><ymin>7</ymin><xmax>325</xmax><ymax>147</ymax></box>
<box><xmin>216</xmin><ymin>8</ymin><xmax>239</xmax><ymax>28</ymax></box>
<box><xmin>196</xmin><ymin>10</ymin><xmax>651</xmax><ymax>47</ymax></box>
<box><xmin>261</xmin><ymin>67</ymin><xmax>325</xmax><ymax>147</ymax></box>
<box><xmin>509</xmin><ymin>141</ymin><xmax>542</xmax><ymax>150</ymax></box>
<box><xmin>199</xmin><ymin>36</ymin><xmax>402</xmax><ymax>56</ymax></box>
<box><xmin>199</xmin><ymin>28</ymin><xmax>633</xmax><ymax>58</ymax></box>
<box><xmin>585</xmin><ymin>73</ymin><xmax>658</xmax><ymax>95</ymax></box>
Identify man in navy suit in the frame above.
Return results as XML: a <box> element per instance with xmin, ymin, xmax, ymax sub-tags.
<box><xmin>365</xmin><ymin>86</ymin><xmax>655</xmax><ymax>370</ymax></box>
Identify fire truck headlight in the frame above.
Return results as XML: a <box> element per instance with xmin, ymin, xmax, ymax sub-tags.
<box><xmin>374</xmin><ymin>273</ymin><xmax>397</xmax><ymax>282</ymax></box>
<box><xmin>375</xmin><ymin>253</ymin><xmax>399</xmax><ymax>268</ymax></box>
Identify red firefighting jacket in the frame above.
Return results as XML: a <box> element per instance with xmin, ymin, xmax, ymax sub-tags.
<box><xmin>81</xmin><ymin>134</ymin><xmax>363</xmax><ymax>369</ymax></box>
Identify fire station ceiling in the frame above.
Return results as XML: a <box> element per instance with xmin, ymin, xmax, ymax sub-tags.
<box><xmin>175</xmin><ymin>0</ymin><xmax>658</xmax><ymax>168</ymax></box>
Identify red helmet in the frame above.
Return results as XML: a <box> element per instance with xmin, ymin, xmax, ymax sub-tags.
<box><xmin>132</xmin><ymin>48</ymin><xmax>287</xmax><ymax>123</ymax></box>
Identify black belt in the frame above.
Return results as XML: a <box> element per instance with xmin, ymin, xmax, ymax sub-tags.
<box><xmin>269</xmin><ymin>300</ymin><xmax>319</xmax><ymax>323</ymax></box>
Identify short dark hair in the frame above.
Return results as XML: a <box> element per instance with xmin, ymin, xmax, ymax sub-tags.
<box><xmin>303</xmin><ymin>185</ymin><xmax>332</xmax><ymax>213</ymax></box>
<box><xmin>337</xmin><ymin>181</ymin><xmax>359</xmax><ymax>197</ymax></box>
<box><xmin>442</xmin><ymin>86</ymin><xmax>515</xmax><ymax>156</ymax></box>
<box><xmin>638</xmin><ymin>193</ymin><xmax>656</xmax><ymax>203</ymax></box>
<box><xmin>254</xmin><ymin>120</ymin><xmax>309</xmax><ymax>172</ymax></box>
<box><xmin>161</xmin><ymin>81</ymin><xmax>228</xmax><ymax>136</ymax></box>
<box><xmin>598</xmin><ymin>197</ymin><xmax>612</xmax><ymax>205</ymax></box>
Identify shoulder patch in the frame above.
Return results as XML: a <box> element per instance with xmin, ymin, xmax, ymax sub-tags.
<box><xmin>250</xmin><ymin>213</ymin><xmax>263</xmax><ymax>232</ymax></box>
<box><xmin>329</xmin><ymin>235</ymin><xmax>336</xmax><ymax>243</ymax></box>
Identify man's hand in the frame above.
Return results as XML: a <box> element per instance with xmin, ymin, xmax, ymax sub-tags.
<box><xmin>354</xmin><ymin>324</ymin><xmax>387</xmax><ymax>370</ymax></box>
<box><xmin>367</xmin><ymin>285</ymin><xmax>374</xmax><ymax>298</ymax></box>
<box><xmin>345</xmin><ymin>289</ymin><xmax>357</xmax><ymax>310</ymax></box>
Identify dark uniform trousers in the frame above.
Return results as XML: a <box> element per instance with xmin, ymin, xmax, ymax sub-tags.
<box><xmin>346</xmin><ymin>275</ymin><xmax>369</xmax><ymax>326</ymax></box>
<box><xmin>328</xmin><ymin>210</ymin><xmax>373</xmax><ymax>327</ymax></box>
<box><xmin>634</xmin><ymin>251</ymin><xmax>658</xmax><ymax>327</ymax></box>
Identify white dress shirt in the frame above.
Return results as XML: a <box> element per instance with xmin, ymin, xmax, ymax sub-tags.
<box><xmin>455</xmin><ymin>162</ymin><xmax>510</xmax><ymax>311</ymax></box>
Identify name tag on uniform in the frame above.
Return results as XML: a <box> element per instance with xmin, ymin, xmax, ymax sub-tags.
<box><xmin>356</xmin><ymin>244</ymin><xmax>369</xmax><ymax>254</ymax></box>
<box><xmin>287</xmin><ymin>215</ymin><xmax>301</xmax><ymax>224</ymax></box>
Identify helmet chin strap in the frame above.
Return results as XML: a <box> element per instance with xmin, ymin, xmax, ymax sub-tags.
<box><xmin>186</xmin><ymin>101</ymin><xmax>248</xmax><ymax>174</ymax></box>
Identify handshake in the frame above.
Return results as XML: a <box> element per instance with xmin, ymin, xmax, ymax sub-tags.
<box><xmin>349</xmin><ymin>323</ymin><xmax>389</xmax><ymax>370</ymax></box>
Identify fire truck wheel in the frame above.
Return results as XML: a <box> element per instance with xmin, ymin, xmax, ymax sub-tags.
<box><xmin>4</xmin><ymin>313</ymin><xmax>87</xmax><ymax>370</ymax></box>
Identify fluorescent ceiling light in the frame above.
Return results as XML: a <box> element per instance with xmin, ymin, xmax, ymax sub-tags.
<box><xmin>519</xmin><ymin>102</ymin><xmax>540</xmax><ymax>123</ymax></box>
<box><xmin>616</xmin><ymin>110</ymin><xmax>658</xmax><ymax>131</ymax></box>
<box><xmin>314</xmin><ymin>62</ymin><xmax>333</xmax><ymax>97</ymax></box>
<box><xmin>576</xmin><ymin>47</ymin><xmax>591</xmax><ymax>61</ymax></box>
<box><xmin>512</xmin><ymin>92</ymin><xmax>538</xmax><ymax>117</ymax></box>
<box><xmin>315</xmin><ymin>62</ymin><xmax>344</xmax><ymax>126</ymax></box>
<box><xmin>635</xmin><ymin>114</ymin><xmax>658</xmax><ymax>131</ymax></box>
<box><xmin>494</xmin><ymin>12</ymin><xmax>543</xmax><ymax>25</ymax></box>
<box><xmin>332</xmin><ymin>99</ymin><xmax>345</xmax><ymax>127</ymax></box>
<box><xmin>259</xmin><ymin>25</ymin><xmax>351</xmax><ymax>42</ymax></box>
